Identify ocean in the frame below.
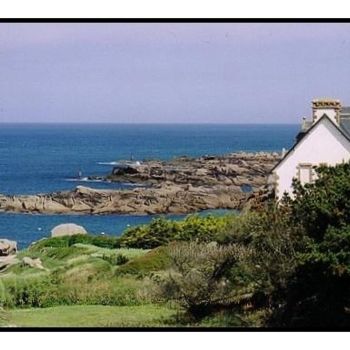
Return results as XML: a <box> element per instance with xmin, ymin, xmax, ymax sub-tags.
<box><xmin>0</xmin><ymin>123</ymin><xmax>298</xmax><ymax>248</ymax></box>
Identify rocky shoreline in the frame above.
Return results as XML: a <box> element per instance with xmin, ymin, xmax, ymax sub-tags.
<box><xmin>0</xmin><ymin>152</ymin><xmax>280</xmax><ymax>215</ymax></box>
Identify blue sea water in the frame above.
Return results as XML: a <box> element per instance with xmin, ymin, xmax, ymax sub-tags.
<box><xmin>0</xmin><ymin>123</ymin><xmax>298</xmax><ymax>248</ymax></box>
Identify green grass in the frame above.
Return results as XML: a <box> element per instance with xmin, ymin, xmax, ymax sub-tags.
<box><xmin>3</xmin><ymin>304</ymin><xmax>177</xmax><ymax>327</ymax></box>
<box><xmin>73</xmin><ymin>244</ymin><xmax>149</xmax><ymax>264</ymax></box>
<box><xmin>115</xmin><ymin>246</ymin><xmax>171</xmax><ymax>276</ymax></box>
<box><xmin>0</xmin><ymin>242</ymin><xmax>150</xmax><ymax>308</ymax></box>
<box><xmin>8</xmin><ymin>244</ymin><xmax>148</xmax><ymax>274</ymax></box>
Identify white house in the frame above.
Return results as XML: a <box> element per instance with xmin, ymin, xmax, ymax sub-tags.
<box><xmin>269</xmin><ymin>99</ymin><xmax>350</xmax><ymax>200</ymax></box>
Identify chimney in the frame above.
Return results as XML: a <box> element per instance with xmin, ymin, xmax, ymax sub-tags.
<box><xmin>312</xmin><ymin>98</ymin><xmax>341</xmax><ymax>125</ymax></box>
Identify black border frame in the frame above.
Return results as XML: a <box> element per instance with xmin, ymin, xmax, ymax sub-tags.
<box><xmin>0</xmin><ymin>17</ymin><xmax>349</xmax><ymax>332</ymax></box>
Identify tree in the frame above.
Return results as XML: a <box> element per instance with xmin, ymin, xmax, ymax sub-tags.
<box><xmin>270</xmin><ymin>163</ymin><xmax>350</xmax><ymax>327</ymax></box>
<box><xmin>271</xmin><ymin>225</ymin><xmax>350</xmax><ymax>327</ymax></box>
<box><xmin>289</xmin><ymin>162</ymin><xmax>350</xmax><ymax>241</ymax></box>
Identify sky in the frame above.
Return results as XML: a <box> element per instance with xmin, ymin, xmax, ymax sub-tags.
<box><xmin>1</xmin><ymin>22</ymin><xmax>350</xmax><ymax>124</ymax></box>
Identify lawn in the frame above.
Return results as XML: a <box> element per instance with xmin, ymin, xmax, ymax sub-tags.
<box><xmin>0</xmin><ymin>237</ymin><xmax>178</xmax><ymax>327</ymax></box>
<box><xmin>3</xmin><ymin>304</ymin><xmax>177</xmax><ymax>327</ymax></box>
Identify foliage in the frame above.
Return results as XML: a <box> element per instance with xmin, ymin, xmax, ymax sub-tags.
<box><xmin>118</xmin><ymin>214</ymin><xmax>234</xmax><ymax>249</ymax></box>
<box><xmin>116</xmin><ymin>246</ymin><xmax>171</xmax><ymax>276</ymax></box>
<box><xmin>155</xmin><ymin>242</ymin><xmax>252</xmax><ymax>321</ymax></box>
<box><xmin>289</xmin><ymin>163</ymin><xmax>350</xmax><ymax>241</ymax></box>
<box><xmin>269</xmin><ymin>162</ymin><xmax>350</xmax><ymax>327</ymax></box>
<box><xmin>0</xmin><ymin>273</ymin><xmax>53</xmax><ymax>308</ymax></box>
<box><xmin>0</xmin><ymin>243</ymin><xmax>148</xmax><ymax>308</ymax></box>
<box><xmin>115</xmin><ymin>254</ymin><xmax>129</xmax><ymax>266</ymax></box>
<box><xmin>4</xmin><ymin>162</ymin><xmax>350</xmax><ymax>327</ymax></box>
<box><xmin>30</xmin><ymin>234</ymin><xmax>120</xmax><ymax>251</ymax></box>
<box><xmin>118</xmin><ymin>217</ymin><xmax>180</xmax><ymax>249</ymax></box>
<box><xmin>271</xmin><ymin>225</ymin><xmax>350</xmax><ymax>327</ymax></box>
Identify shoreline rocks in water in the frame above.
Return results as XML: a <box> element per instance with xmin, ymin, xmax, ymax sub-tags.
<box><xmin>0</xmin><ymin>152</ymin><xmax>281</xmax><ymax>215</ymax></box>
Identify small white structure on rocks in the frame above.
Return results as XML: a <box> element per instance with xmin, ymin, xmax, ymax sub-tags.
<box><xmin>51</xmin><ymin>223</ymin><xmax>87</xmax><ymax>237</ymax></box>
<box><xmin>269</xmin><ymin>99</ymin><xmax>350</xmax><ymax>200</ymax></box>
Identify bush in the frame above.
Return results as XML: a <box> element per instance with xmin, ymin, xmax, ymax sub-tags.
<box><xmin>270</xmin><ymin>225</ymin><xmax>350</xmax><ymax>327</ymax></box>
<box><xmin>0</xmin><ymin>274</ymin><xmax>53</xmax><ymax>308</ymax></box>
<box><xmin>288</xmin><ymin>162</ymin><xmax>350</xmax><ymax>241</ymax></box>
<box><xmin>155</xmin><ymin>242</ymin><xmax>252</xmax><ymax>321</ymax></box>
<box><xmin>118</xmin><ymin>214</ymin><xmax>234</xmax><ymax>249</ymax></box>
<box><xmin>115</xmin><ymin>254</ymin><xmax>129</xmax><ymax>266</ymax></box>
<box><xmin>118</xmin><ymin>217</ymin><xmax>180</xmax><ymax>249</ymax></box>
<box><xmin>268</xmin><ymin>163</ymin><xmax>350</xmax><ymax>327</ymax></box>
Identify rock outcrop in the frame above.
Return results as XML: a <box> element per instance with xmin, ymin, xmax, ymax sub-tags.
<box><xmin>0</xmin><ymin>239</ymin><xmax>17</xmax><ymax>256</ymax></box>
<box><xmin>22</xmin><ymin>257</ymin><xmax>45</xmax><ymax>270</ymax></box>
<box><xmin>109</xmin><ymin>152</ymin><xmax>280</xmax><ymax>188</ymax></box>
<box><xmin>51</xmin><ymin>223</ymin><xmax>87</xmax><ymax>237</ymax></box>
<box><xmin>0</xmin><ymin>152</ymin><xmax>280</xmax><ymax>215</ymax></box>
<box><xmin>0</xmin><ymin>255</ymin><xmax>19</xmax><ymax>272</ymax></box>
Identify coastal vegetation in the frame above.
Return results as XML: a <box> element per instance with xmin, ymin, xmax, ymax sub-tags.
<box><xmin>1</xmin><ymin>162</ymin><xmax>350</xmax><ymax>327</ymax></box>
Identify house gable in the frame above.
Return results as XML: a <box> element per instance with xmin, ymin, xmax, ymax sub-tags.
<box><xmin>272</xmin><ymin>115</ymin><xmax>350</xmax><ymax>199</ymax></box>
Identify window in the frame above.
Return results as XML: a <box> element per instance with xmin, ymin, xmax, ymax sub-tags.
<box><xmin>297</xmin><ymin>163</ymin><xmax>313</xmax><ymax>185</ymax></box>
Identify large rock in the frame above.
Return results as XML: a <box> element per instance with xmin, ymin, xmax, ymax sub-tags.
<box><xmin>0</xmin><ymin>239</ymin><xmax>17</xmax><ymax>256</ymax></box>
<box><xmin>0</xmin><ymin>255</ymin><xmax>19</xmax><ymax>271</ymax></box>
<box><xmin>22</xmin><ymin>257</ymin><xmax>45</xmax><ymax>270</ymax></box>
<box><xmin>51</xmin><ymin>223</ymin><xmax>87</xmax><ymax>237</ymax></box>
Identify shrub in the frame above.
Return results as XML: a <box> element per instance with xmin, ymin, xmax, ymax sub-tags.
<box><xmin>0</xmin><ymin>274</ymin><xmax>53</xmax><ymax>308</ymax></box>
<box><xmin>118</xmin><ymin>217</ymin><xmax>180</xmax><ymax>249</ymax></box>
<box><xmin>288</xmin><ymin>162</ymin><xmax>350</xmax><ymax>241</ymax></box>
<box><xmin>118</xmin><ymin>214</ymin><xmax>234</xmax><ymax>249</ymax></box>
<box><xmin>268</xmin><ymin>163</ymin><xmax>350</xmax><ymax>327</ymax></box>
<box><xmin>270</xmin><ymin>225</ymin><xmax>350</xmax><ymax>327</ymax></box>
<box><xmin>115</xmin><ymin>254</ymin><xmax>129</xmax><ymax>266</ymax></box>
<box><xmin>155</xmin><ymin>242</ymin><xmax>252</xmax><ymax>321</ymax></box>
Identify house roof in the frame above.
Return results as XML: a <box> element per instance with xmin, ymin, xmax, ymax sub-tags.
<box><xmin>340</xmin><ymin>117</ymin><xmax>350</xmax><ymax>136</ymax></box>
<box><xmin>271</xmin><ymin>114</ymin><xmax>350</xmax><ymax>173</ymax></box>
<box><xmin>341</xmin><ymin>106</ymin><xmax>350</xmax><ymax>115</ymax></box>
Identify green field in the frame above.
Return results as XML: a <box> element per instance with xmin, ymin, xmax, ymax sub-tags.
<box><xmin>3</xmin><ymin>305</ymin><xmax>177</xmax><ymax>327</ymax></box>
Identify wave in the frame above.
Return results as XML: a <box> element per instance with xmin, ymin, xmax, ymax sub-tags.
<box><xmin>65</xmin><ymin>177</ymin><xmax>146</xmax><ymax>186</ymax></box>
<box><xmin>98</xmin><ymin>161</ymin><xmax>142</xmax><ymax>166</ymax></box>
<box><xmin>65</xmin><ymin>177</ymin><xmax>107</xmax><ymax>183</ymax></box>
<box><xmin>97</xmin><ymin>161</ymin><xmax>119</xmax><ymax>166</ymax></box>
<box><xmin>122</xmin><ymin>182</ymin><xmax>145</xmax><ymax>187</ymax></box>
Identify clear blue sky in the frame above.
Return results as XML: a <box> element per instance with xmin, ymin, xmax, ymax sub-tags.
<box><xmin>1</xmin><ymin>23</ymin><xmax>350</xmax><ymax>124</ymax></box>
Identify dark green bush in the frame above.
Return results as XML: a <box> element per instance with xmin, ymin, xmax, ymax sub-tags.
<box><xmin>289</xmin><ymin>162</ymin><xmax>350</xmax><ymax>241</ymax></box>
<box><xmin>268</xmin><ymin>163</ymin><xmax>350</xmax><ymax>327</ymax></box>
<box><xmin>115</xmin><ymin>254</ymin><xmax>129</xmax><ymax>266</ymax></box>
<box><xmin>270</xmin><ymin>225</ymin><xmax>350</xmax><ymax>327</ymax></box>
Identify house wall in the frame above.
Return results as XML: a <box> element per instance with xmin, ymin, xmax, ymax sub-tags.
<box><xmin>274</xmin><ymin>117</ymin><xmax>350</xmax><ymax>200</ymax></box>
